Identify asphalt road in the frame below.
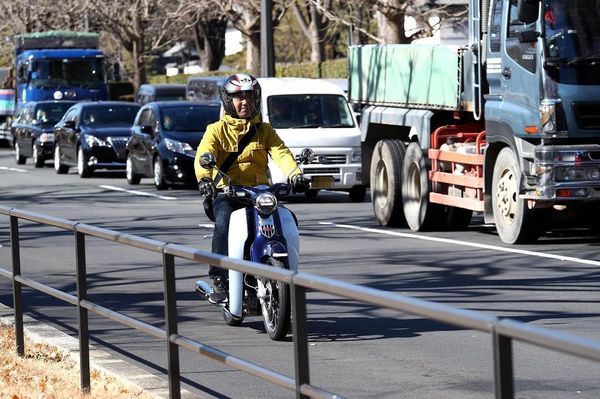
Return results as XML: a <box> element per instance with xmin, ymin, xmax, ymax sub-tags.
<box><xmin>1</xmin><ymin>146</ymin><xmax>600</xmax><ymax>399</ymax></box>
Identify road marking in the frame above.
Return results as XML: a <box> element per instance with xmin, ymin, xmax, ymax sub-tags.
<box><xmin>320</xmin><ymin>222</ymin><xmax>600</xmax><ymax>267</ymax></box>
<box><xmin>0</xmin><ymin>166</ymin><xmax>27</xmax><ymax>173</ymax></box>
<box><xmin>99</xmin><ymin>185</ymin><xmax>177</xmax><ymax>200</ymax></box>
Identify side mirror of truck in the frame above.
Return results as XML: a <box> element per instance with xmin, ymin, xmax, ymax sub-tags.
<box><xmin>517</xmin><ymin>0</ymin><xmax>540</xmax><ymax>24</ymax></box>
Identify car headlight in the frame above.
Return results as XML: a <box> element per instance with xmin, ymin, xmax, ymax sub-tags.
<box><xmin>85</xmin><ymin>135</ymin><xmax>109</xmax><ymax>147</ymax></box>
<box><xmin>351</xmin><ymin>148</ymin><xmax>361</xmax><ymax>162</ymax></box>
<box><xmin>164</xmin><ymin>138</ymin><xmax>194</xmax><ymax>155</ymax></box>
<box><xmin>255</xmin><ymin>192</ymin><xmax>278</xmax><ymax>215</ymax></box>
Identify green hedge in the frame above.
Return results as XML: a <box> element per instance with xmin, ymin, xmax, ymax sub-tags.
<box><xmin>148</xmin><ymin>58</ymin><xmax>348</xmax><ymax>84</ymax></box>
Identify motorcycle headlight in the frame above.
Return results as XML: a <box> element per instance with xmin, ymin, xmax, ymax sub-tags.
<box><xmin>164</xmin><ymin>138</ymin><xmax>194</xmax><ymax>155</ymax></box>
<box><xmin>255</xmin><ymin>192</ymin><xmax>278</xmax><ymax>215</ymax></box>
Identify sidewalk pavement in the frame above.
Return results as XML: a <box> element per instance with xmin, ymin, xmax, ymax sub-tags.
<box><xmin>0</xmin><ymin>303</ymin><xmax>197</xmax><ymax>399</ymax></box>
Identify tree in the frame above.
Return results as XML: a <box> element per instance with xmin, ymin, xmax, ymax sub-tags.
<box><xmin>292</xmin><ymin>0</ymin><xmax>329</xmax><ymax>63</ymax></box>
<box><xmin>88</xmin><ymin>0</ymin><xmax>182</xmax><ymax>90</ymax></box>
<box><xmin>169</xmin><ymin>3</ymin><xmax>228</xmax><ymax>72</ymax></box>
<box><xmin>213</xmin><ymin>0</ymin><xmax>291</xmax><ymax>75</ymax></box>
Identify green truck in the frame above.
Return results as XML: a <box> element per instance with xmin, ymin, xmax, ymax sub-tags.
<box><xmin>349</xmin><ymin>0</ymin><xmax>600</xmax><ymax>244</ymax></box>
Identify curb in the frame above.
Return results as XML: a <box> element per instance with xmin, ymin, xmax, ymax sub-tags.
<box><xmin>0</xmin><ymin>303</ymin><xmax>196</xmax><ymax>399</ymax></box>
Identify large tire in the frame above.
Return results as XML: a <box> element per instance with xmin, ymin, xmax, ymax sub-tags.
<box><xmin>492</xmin><ymin>147</ymin><xmax>540</xmax><ymax>244</ymax></box>
<box><xmin>260</xmin><ymin>257</ymin><xmax>290</xmax><ymax>341</ymax></box>
<box><xmin>402</xmin><ymin>142</ymin><xmax>444</xmax><ymax>231</ymax></box>
<box><xmin>126</xmin><ymin>154</ymin><xmax>142</xmax><ymax>185</ymax></box>
<box><xmin>54</xmin><ymin>144</ymin><xmax>69</xmax><ymax>174</ymax></box>
<box><xmin>77</xmin><ymin>147</ymin><xmax>92</xmax><ymax>178</ymax></box>
<box><xmin>153</xmin><ymin>157</ymin><xmax>168</xmax><ymax>190</ymax></box>
<box><xmin>14</xmin><ymin>142</ymin><xmax>26</xmax><ymax>165</ymax></box>
<box><xmin>348</xmin><ymin>185</ymin><xmax>367</xmax><ymax>203</ymax></box>
<box><xmin>32</xmin><ymin>144</ymin><xmax>44</xmax><ymax>168</ymax></box>
<box><xmin>370</xmin><ymin>139</ymin><xmax>406</xmax><ymax>226</ymax></box>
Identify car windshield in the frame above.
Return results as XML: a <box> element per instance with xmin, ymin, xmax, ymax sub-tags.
<box><xmin>30</xmin><ymin>58</ymin><xmax>106</xmax><ymax>88</ymax></box>
<box><xmin>543</xmin><ymin>0</ymin><xmax>600</xmax><ymax>64</ymax></box>
<box><xmin>35</xmin><ymin>103</ymin><xmax>74</xmax><ymax>125</ymax></box>
<box><xmin>160</xmin><ymin>105</ymin><xmax>220</xmax><ymax>132</ymax></box>
<box><xmin>267</xmin><ymin>94</ymin><xmax>355</xmax><ymax>129</ymax></box>
<box><xmin>82</xmin><ymin>105</ymin><xmax>140</xmax><ymax>127</ymax></box>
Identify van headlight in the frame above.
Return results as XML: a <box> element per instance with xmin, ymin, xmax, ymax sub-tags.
<box><xmin>351</xmin><ymin>148</ymin><xmax>361</xmax><ymax>162</ymax></box>
<box><xmin>255</xmin><ymin>192</ymin><xmax>278</xmax><ymax>215</ymax></box>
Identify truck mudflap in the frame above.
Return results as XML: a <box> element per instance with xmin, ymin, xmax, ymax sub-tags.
<box><xmin>427</xmin><ymin>124</ymin><xmax>486</xmax><ymax>211</ymax></box>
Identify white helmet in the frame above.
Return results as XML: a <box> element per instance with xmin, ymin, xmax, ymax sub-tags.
<box><xmin>220</xmin><ymin>73</ymin><xmax>261</xmax><ymax>119</ymax></box>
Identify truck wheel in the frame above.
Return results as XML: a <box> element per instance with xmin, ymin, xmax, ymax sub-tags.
<box><xmin>402</xmin><ymin>142</ymin><xmax>444</xmax><ymax>231</ymax></box>
<box><xmin>370</xmin><ymin>139</ymin><xmax>406</xmax><ymax>226</ymax></box>
<box><xmin>492</xmin><ymin>147</ymin><xmax>540</xmax><ymax>244</ymax></box>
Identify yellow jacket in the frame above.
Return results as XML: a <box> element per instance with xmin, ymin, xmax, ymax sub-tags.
<box><xmin>194</xmin><ymin>114</ymin><xmax>301</xmax><ymax>187</ymax></box>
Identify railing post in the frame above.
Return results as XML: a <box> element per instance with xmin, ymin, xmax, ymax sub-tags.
<box><xmin>493</xmin><ymin>327</ymin><xmax>514</xmax><ymax>399</ymax></box>
<box><xmin>162</xmin><ymin>251</ymin><xmax>181</xmax><ymax>399</ymax></box>
<box><xmin>9</xmin><ymin>215</ymin><xmax>24</xmax><ymax>357</ymax></box>
<box><xmin>75</xmin><ymin>229</ymin><xmax>91</xmax><ymax>393</ymax></box>
<box><xmin>291</xmin><ymin>282</ymin><xmax>310</xmax><ymax>399</ymax></box>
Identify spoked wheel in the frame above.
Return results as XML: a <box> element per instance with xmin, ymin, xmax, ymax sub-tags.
<box><xmin>126</xmin><ymin>154</ymin><xmax>141</xmax><ymax>185</ymax></box>
<box><xmin>259</xmin><ymin>257</ymin><xmax>290</xmax><ymax>341</ymax></box>
<box><xmin>54</xmin><ymin>144</ymin><xmax>69</xmax><ymax>174</ymax></box>
<box><xmin>77</xmin><ymin>147</ymin><xmax>92</xmax><ymax>178</ymax></box>
<box><xmin>153</xmin><ymin>157</ymin><xmax>168</xmax><ymax>190</ymax></box>
<box><xmin>32</xmin><ymin>144</ymin><xmax>44</xmax><ymax>168</ymax></box>
<box><xmin>14</xmin><ymin>142</ymin><xmax>26</xmax><ymax>164</ymax></box>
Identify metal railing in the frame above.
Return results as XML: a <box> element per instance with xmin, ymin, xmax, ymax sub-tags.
<box><xmin>2</xmin><ymin>204</ymin><xmax>600</xmax><ymax>399</ymax></box>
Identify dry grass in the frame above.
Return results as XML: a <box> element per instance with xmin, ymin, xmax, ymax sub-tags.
<box><xmin>0</xmin><ymin>323</ymin><xmax>153</xmax><ymax>399</ymax></box>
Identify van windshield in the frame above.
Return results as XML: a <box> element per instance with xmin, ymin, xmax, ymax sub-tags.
<box><xmin>267</xmin><ymin>94</ymin><xmax>355</xmax><ymax>129</ymax></box>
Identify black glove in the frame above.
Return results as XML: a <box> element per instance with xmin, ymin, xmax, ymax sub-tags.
<box><xmin>291</xmin><ymin>174</ymin><xmax>310</xmax><ymax>193</ymax></box>
<box><xmin>198</xmin><ymin>178</ymin><xmax>217</xmax><ymax>199</ymax></box>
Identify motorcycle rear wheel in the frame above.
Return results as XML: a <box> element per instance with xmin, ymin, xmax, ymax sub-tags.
<box><xmin>261</xmin><ymin>257</ymin><xmax>291</xmax><ymax>341</ymax></box>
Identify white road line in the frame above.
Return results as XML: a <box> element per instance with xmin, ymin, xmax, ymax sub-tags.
<box><xmin>99</xmin><ymin>185</ymin><xmax>177</xmax><ymax>200</ymax></box>
<box><xmin>320</xmin><ymin>222</ymin><xmax>600</xmax><ymax>267</ymax></box>
<box><xmin>0</xmin><ymin>166</ymin><xmax>27</xmax><ymax>173</ymax></box>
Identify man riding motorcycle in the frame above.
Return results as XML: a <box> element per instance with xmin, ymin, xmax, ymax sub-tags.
<box><xmin>194</xmin><ymin>73</ymin><xmax>310</xmax><ymax>304</ymax></box>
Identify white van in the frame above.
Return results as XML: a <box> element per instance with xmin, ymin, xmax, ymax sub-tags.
<box><xmin>257</xmin><ymin>77</ymin><xmax>365</xmax><ymax>202</ymax></box>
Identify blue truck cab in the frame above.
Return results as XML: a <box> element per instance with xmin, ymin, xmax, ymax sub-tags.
<box><xmin>14</xmin><ymin>31</ymin><xmax>108</xmax><ymax>113</ymax></box>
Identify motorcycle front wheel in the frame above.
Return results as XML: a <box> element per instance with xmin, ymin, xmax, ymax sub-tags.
<box><xmin>261</xmin><ymin>257</ymin><xmax>291</xmax><ymax>341</ymax></box>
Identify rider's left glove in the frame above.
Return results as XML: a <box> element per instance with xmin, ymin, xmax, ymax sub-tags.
<box><xmin>198</xmin><ymin>177</ymin><xmax>217</xmax><ymax>199</ymax></box>
<box><xmin>291</xmin><ymin>174</ymin><xmax>310</xmax><ymax>194</ymax></box>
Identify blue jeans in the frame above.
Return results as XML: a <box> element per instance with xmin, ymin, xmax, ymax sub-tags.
<box><xmin>209</xmin><ymin>194</ymin><xmax>246</xmax><ymax>279</ymax></box>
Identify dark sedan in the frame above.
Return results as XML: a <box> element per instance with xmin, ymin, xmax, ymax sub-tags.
<box><xmin>54</xmin><ymin>101</ymin><xmax>140</xmax><ymax>177</ymax></box>
<box><xmin>11</xmin><ymin>101</ymin><xmax>76</xmax><ymax>167</ymax></box>
<box><xmin>126</xmin><ymin>101</ymin><xmax>220</xmax><ymax>189</ymax></box>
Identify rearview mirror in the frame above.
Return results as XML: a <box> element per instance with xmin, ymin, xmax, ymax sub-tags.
<box><xmin>199</xmin><ymin>152</ymin><xmax>217</xmax><ymax>169</ymax></box>
<box><xmin>518</xmin><ymin>0</ymin><xmax>539</xmax><ymax>24</ymax></box>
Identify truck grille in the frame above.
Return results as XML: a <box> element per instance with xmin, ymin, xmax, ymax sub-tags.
<box><xmin>311</xmin><ymin>154</ymin><xmax>347</xmax><ymax>164</ymax></box>
<box><xmin>572</xmin><ymin>102</ymin><xmax>600</xmax><ymax>130</ymax></box>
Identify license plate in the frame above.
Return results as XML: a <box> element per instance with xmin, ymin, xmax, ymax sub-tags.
<box><xmin>311</xmin><ymin>176</ymin><xmax>334</xmax><ymax>189</ymax></box>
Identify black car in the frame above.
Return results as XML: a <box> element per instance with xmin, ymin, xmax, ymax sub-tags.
<box><xmin>126</xmin><ymin>101</ymin><xmax>220</xmax><ymax>189</ymax></box>
<box><xmin>54</xmin><ymin>101</ymin><xmax>140</xmax><ymax>177</ymax></box>
<box><xmin>11</xmin><ymin>101</ymin><xmax>76</xmax><ymax>167</ymax></box>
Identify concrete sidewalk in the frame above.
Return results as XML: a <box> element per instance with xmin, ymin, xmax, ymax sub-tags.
<box><xmin>0</xmin><ymin>303</ymin><xmax>196</xmax><ymax>399</ymax></box>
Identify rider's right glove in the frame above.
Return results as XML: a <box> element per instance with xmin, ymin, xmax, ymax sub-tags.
<box><xmin>291</xmin><ymin>174</ymin><xmax>311</xmax><ymax>194</ymax></box>
<box><xmin>198</xmin><ymin>177</ymin><xmax>217</xmax><ymax>199</ymax></box>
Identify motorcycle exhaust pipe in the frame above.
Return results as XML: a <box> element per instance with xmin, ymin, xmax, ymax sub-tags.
<box><xmin>195</xmin><ymin>280</ymin><xmax>213</xmax><ymax>300</ymax></box>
